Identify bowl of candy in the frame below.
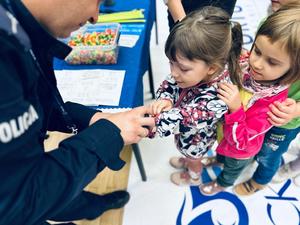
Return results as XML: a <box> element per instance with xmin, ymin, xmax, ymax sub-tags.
<box><xmin>64</xmin><ymin>23</ymin><xmax>121</xmax><ymax>65</ymax></box>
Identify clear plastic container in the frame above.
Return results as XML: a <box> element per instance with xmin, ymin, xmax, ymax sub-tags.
<box><xmin>64</xmin><ymin>23</ymin><xmax>120</xmax><ymax>65</ymax></box>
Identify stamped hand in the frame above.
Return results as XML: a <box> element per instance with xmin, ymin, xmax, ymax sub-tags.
<box><xmin>149</xmin><ymin>99</ymin><xmax>173</xmax><ymax>115</ymax></box>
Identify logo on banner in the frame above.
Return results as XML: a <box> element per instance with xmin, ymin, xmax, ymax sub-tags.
<box><xmin>176</xmin><ymin>180</ymin><xmax>300</xmax><ymax>225</ymax></box>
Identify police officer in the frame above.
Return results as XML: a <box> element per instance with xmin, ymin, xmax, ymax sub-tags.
<box><xmin>0</xmin><ymin>0</ymin><xmax>155</xmax><ymax>224</ymax></box>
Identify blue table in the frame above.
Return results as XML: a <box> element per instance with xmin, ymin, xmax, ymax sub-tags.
<box><xmin>54</xmin><ymin>0</ymin><xmax>155</xmax><ymax>181</ymax></box>
<box><xmin>54</xmin><ymin>0</ymin><xmax>155</xmax><ymax>109</ymax></box>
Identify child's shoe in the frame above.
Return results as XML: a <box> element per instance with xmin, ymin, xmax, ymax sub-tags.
<box><xmin>293</xmin><ymin>174</ymin><xmax>300</xmax><ymax>187</ymax></box>
<box><xmin>169</xmin><ymin>156</ymin><xmax>188</xmax><ymax>169</ymax></box>
<box><xmin>199</xmin><ymin>180</ymin><xmax>225</xmax><ymax>196</ymax></box>
<box><xmin>169</xmin><ymin>156</ymin><xmax>220</xmax><ymax>170</ymax></box>
<box><xmin>201</xmin><ymin>156</ymin><xmax>222</xmax><ymax>168</ymax></box>
<box><xmin>272</xmin><ymin>163</ymin><xmax>300</xmax><ymax>183</ymax></box>
<box><xmin>234</xmin><ymin>179</ymin><xmax>266</xmax><ymax>196</ymax></box>
<box><xmin>170</xmin><ymin>171</ymin><xmax>201</xmax><ymax>186</ymax></box>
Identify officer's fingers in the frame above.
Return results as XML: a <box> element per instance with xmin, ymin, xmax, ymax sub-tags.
<box><xmin>137</xmin><ymin>127</ymin><xmax>150</xmax><ymax>138</ymax></box>
<box><xmin>139</xmin><ymin>116</ymin><xmax>156</xmax><ymax>128</ymax></box>
<box><xmin>133</xmin><ymin>105</ymin><xmax>153</xmax><ymax>117</ymax></box>
<box><xmin>120</xmin><ymin>129</ymin><xmax>141</xmax><ymax>145</ymax></box>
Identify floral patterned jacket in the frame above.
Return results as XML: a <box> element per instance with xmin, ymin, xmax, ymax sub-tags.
<box><xmin>152</xmin><ymin>71</ymin><xmax>231</xmax><ymax>158</ymax></box>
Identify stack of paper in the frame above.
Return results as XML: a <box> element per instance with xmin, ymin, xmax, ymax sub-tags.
<box><xmin>98</xmin><ymin>9</ymin><xmax>145</xmax><ymax>23</ymax></box>
<box><xmin>55</xmin><ymin>69</ymin><xmax>125</xmax><ymax>106</ymax></box>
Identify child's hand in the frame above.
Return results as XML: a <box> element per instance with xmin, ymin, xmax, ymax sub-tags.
<box><xmin>217</xmin><ymin>83</ymin><xmax>242</xmax><ymax>113</ymax></box>
<box><xmin>149</xmin><ymin>99</ymin><xmax>173</xmax><ymax>115</ymax></box>
<box><xmin>267</xmin><ymin>98</ymin><xmax>300</xmax><ymax>126</ymax></box>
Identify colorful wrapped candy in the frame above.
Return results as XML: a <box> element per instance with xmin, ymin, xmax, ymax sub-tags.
<box><xmin>65</xmin><ymin>23</ymin><xmax>120</xmax><ymax>65</ymax></box>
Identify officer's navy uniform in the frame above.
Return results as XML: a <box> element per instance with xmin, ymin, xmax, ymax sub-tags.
<box><xmin>0</xmin><ymin>0</ymin><xmax>125</xmax><ymax>224</ymax></box>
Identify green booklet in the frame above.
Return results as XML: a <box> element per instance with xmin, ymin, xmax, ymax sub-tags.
<box><xmin>98</xmin><ymin>9</ymin><xmax>145</xmax><ymax>23</ymax></box>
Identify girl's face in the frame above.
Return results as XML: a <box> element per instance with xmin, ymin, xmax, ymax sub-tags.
<box><xmin>249</xmin><ymin>35</ymin><xmax>291</xmax><ymax>83</ymax></box>
<box><xmin>169</xmin><ymin>54</ymin><xmax>217</xmax><ymax>89</ymax></box>
<box><xmin>271</xmin><ymin>0</ymin><xmax>298</xmax><ymax>12</ymax></box>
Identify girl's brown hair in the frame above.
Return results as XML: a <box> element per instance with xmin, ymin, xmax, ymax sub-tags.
<box><xmin>255</xmin><ymin>2</ymin><xmax>300</xmax><ymax>85</ymax></box>
<box><xmin>165</xmin><ymin>6</ymin><xmax>243</xmax><ymax>87</ymax></box>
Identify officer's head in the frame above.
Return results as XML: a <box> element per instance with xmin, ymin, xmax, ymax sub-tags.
<box><xmin>23</xmin><ymin>0</ymin><xmax>102</xmax><ymax>38</ymax></box>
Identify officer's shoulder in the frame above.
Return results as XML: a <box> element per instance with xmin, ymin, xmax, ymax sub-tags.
<box><xmin>0</xmin><ymin>25</ymin><xmax>25</xmax><ymax>102</ymax></box>
<box><xmin>0</xmin><ymin>5</ymin><xmax>31</xmax><ymax>51</ymax></box>
<box><xmin>0</xmin><ymin>30</ymin><xmax>17</xmax><ymax>52</ymax></box>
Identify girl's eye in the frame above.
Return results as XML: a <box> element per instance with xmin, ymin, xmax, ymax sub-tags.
<box><xmin>181</xmin><ymin>68</ymin><xmax>189</xmax><ymax>72</ymax></box>
<box><xmin>254</xmin><ymin>47</ymin><xmax>261</xmax><ymax>56</ymax></box>
<box><xmin>268</xmin><ymin>59</ymin><xmax>277</xmax><ymax>66</ymax></box>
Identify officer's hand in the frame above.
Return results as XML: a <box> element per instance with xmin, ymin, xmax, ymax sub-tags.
<box><xmin>106</xmin><ymin>106</ymin><xmax>155</xmax><ymax>145</ymax></box>
<box><xmin>89</xmin><ymin>112</ymin><xmax>110</xmax><ymax>126</ymax></box>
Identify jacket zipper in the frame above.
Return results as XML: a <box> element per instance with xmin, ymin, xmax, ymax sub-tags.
<box><xmin>174</xmin><ymin>89</ymin><xmax>188</xmax><ymax>107</ymax></box>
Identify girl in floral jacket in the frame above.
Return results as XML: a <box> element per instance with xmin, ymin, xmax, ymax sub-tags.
<box><xmin>148</xmin><ymin>6</ymin><xmax>243</xmax><ymax>186</ymax></box>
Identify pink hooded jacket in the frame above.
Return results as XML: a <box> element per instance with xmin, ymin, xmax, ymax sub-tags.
<box><xmin>216</xmin><ymin>57</ymin><xmax>289</xmax><ymax>159</ymax></box>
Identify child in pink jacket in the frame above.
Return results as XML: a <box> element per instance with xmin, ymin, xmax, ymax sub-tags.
<box><xmin>200</xmin><ymin>4</ymin><xmax>300</xmax><ymax>195</ymax></box>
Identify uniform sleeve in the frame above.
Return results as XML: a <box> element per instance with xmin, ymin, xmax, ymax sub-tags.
<box><xmin>0</xmin><ymin>30</ymin><xmax>126</xmax><ymax>222</ymax></box>
<box><xmin>44</xmin><ymin>100</ymin><xmax>98</xmax><ymax>133</ymax></box>
<box><xmin>154</xmin><ymin>97</ymin><xmax>228</xmax><ymax>137</ymax></box>
<box><xmin>48</xmin><ymin>119</ymin><xmax>125</xmax><ymax>171</ymax></box>
<box><xmin>64</xmin><ymin>102</ymin><xmax>97</xmax><ymax>130</ymax></box>
<box><xmin>0</xmin><ymin>59</ymin><xmax>125</xmax><ymax>222</ymax></box>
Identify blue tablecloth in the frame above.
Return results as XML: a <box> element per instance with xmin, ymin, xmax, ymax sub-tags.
<box><xmin>53</xmin><ymin>0</ymin><xmax>155</xmax><ymax>109</ymax></box>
